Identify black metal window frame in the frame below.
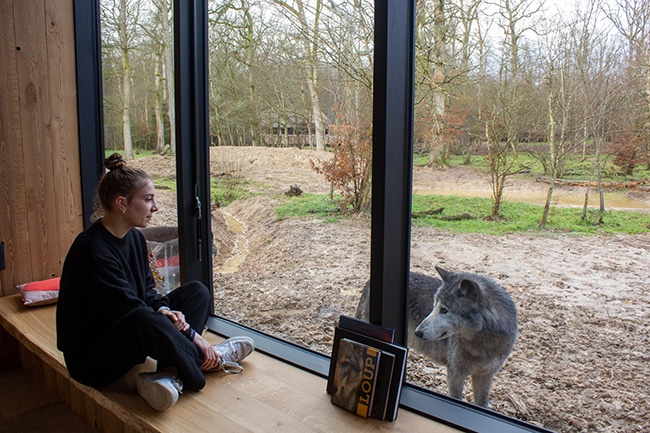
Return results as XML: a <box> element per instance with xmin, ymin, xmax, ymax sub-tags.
<box><xmin>74</xmin><ymin>1</ymin><xmax>551</xmax><ymax>431</ymax></box>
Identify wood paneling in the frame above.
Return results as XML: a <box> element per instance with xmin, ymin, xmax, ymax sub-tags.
<box><xmin>0</xmin><ymin>0</ymin><xmax>83</xmax><ymax>296</ymax></box>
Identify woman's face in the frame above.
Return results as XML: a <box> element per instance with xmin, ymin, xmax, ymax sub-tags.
<box><xmin>123</xmin><ymin>179</ymin><xmax>158</xmax><ymax>227</ymax></box>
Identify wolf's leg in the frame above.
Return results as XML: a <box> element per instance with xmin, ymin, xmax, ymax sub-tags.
<box><xmin>446</xmin><ymin>367</ymin><xmax>466</xmax><ymax>400</ymax></box>
<box><xmin>471</xmin><ymin>373</ymin><xmax>494</xmax><ymax>407</ymax></box>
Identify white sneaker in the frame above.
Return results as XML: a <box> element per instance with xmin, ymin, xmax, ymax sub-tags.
<box><xmin>136</xmin><ymin>371</ymin><xmax>183</xmax><ymax>411</ymax></box>
<box><xmin>211</xmin><ymin>336</ymin><xmax>255</xmax><ymax>373</ymax></box>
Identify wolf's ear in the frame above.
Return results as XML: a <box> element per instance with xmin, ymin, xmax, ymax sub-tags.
<box><xmin>435</xmin><ymin>266</ymin><xmax>453</xmax><ymax>282</ymax></box>
<box><xmin>458</xmin><ymin>279</ymin><xmax>481</xmax><ymax>302</ymax></box>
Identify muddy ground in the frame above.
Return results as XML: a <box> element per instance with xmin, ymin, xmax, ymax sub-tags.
<box><xmin>133</xmin><ymin>147</ymin><xmax>650</xmax><ymax>433</ymax></box>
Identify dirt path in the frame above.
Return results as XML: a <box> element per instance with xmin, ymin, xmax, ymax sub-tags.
<box><xmin>134</xmin><ymin>147</ymin><xmax>650</xmax><ymax>433</ymax></box>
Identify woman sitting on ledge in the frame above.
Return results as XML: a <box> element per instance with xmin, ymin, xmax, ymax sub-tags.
<box><xmin>56</xmin><ymin>153</ymin><xmax>254</xmax><ymax>411</ymax></box>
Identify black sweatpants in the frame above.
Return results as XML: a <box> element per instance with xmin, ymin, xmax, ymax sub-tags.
<box><xmin>63</xmin><ymin>281</ymin><xmax>211</xmax><ymax>391</ymax></box>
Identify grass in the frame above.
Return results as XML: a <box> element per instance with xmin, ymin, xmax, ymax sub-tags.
<box><xmin>271</xmin><ymin>192</ymin><xmax>650</xmax><ymax>235</ymax></box>
<box><xmin>442</xmin><ymin>153</ymin><xmax>650</xmax><ymax>183</ymax></box>
<box><xmin>143</xmin><ymin>148</ymin><xmax>649</xmax><ymax>235</ymax></box>
<box><xmin>211</xmin><ymin>177</ymin><xmax>254</xmax><ymax>207</ymax></box>
<box><xmin>153</xmin><ymin>178</ymin><xmax>176</xmax><ymax>191</ymax></box>
<box><xmin>275</xmin><ymin>193</ymin><xmax>349</xmax><ymax>223</ymax></box>
<box><xmin>411</xmin><ymin>194</ymin><xmax>650</xmax><ymax>235</ymax></box>
<box><xmin>406</xmin><ymin>152</ymin><xmax>649</xmax><ymax>234</ymax></box>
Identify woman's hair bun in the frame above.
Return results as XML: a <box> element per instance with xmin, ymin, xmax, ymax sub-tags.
<box><xmin>104</xmin><ymin>153</ymin><xmax>127</xmax><ymax>171</ymax></box>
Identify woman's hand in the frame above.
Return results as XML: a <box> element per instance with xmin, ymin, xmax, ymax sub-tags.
<box><xmin>159</xmin><ymin>308</ymin><xmax>218</xmax><ymax>369</ymax></box>
<box><xmin>194</xmin><ymin>334</ymin><xmax>219</xmax><ymax>370</ymax></box>
<box><xmin>160</xmin><ymin>308</ymin><xmax>189</xmax><ymax>331</ymax></box>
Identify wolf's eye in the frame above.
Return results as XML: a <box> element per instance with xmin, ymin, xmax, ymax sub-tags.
<box><xmin>439</xmin><ymin>307</ymin><xmax>448</xmax><ymax>314</ymax></box>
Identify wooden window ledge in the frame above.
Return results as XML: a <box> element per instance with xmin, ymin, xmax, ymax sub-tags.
<box><xmin>0</xmin><ymin>295</ymin><xmax>457</xmax><ymax>432</ymax></box>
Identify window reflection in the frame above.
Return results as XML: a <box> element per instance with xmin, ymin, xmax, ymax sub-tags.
<box><xmin>99</xmin><ymin>0</ymin><xmax>180</xmax><ymax>289</ymax></box>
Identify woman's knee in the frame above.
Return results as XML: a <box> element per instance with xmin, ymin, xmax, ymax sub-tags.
<box><xmin>186</xmin><ymin>280</ymin><xmax>210</xmax><ymax>299</ymax></box>
<box><xmin>171</xmin><ymin>280</ymin><xmax>210</xmax><ymax>304</ymax></box>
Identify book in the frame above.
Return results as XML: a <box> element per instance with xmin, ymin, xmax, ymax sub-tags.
<box><xmin>328</xmin><ymin>326</ymin><xmax>408</xmax><ymax>421</ymax></box>
<box><xmin>338</xmin><ymin>315</ymin><xmax>395</xmax><ymax>343</ymax></box>
<box><xmin>330</xmin><ymin>338</ymin><xmax>381</xmax><ymax>418</ymax></box>
<box><xmin>368</xmin><ymin>349</ymin><xmax>395</xmax><ymax>420</ymax></box>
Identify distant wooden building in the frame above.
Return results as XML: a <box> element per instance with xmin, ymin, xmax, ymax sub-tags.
<box><xmin>263</xmin><ymin>113</ymin><xmax>332</xmax><ymax>148</ymax></box>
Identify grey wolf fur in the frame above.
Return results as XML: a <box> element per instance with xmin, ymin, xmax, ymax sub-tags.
<box><xmin>356</xmin><ymin>267</ymin><xmax>517</xmax><ymax>407</ymax></box>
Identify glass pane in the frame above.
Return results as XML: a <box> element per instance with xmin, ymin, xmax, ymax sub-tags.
<box><xmin>208</xmin><ymin>0</ymin><xmax>374</xmax><ymax>355</ymax></box>
<box><xmin>100</xmin><ymin>0</ymin><xmax>180</xmax><ymax>293</ymax></box>
<box><xmin>407</xmin><ymin>0</ymin><xmax>650</xmax><ymax>432</ymax></box>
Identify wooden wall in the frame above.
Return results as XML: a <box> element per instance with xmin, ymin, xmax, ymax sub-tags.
<box><xmin>0</xmin><ymin>0</ymin><xmax>83</xmax><ymax>296</ymax></box>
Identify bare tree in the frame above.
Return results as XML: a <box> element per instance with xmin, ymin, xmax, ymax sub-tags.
<box><xmin>539</xmin><ymin>22</ymin><xmax>581</xmax><ymax>227</ymax></box>
<box><xmin>482</xmin><ymin>0</ymin><xmax>541</xmax><ymax>218</ymax></box>
<box><xmin>320</xmin><ymin>0</ymin><xmax>375</xmax><ymax>212</ymax></box>
<box><xmin>320</xmin><ymin>0</ymin><xmax>374</xmax><ymax>90</ymax></box>
<box><xmin>421</xmin><ymin>0</ymin><xmax>450</xmax><ymax>168</ymax></box>
<box><xmin>208</xmin><ymin>0</ymin><xmax>268</xmax><ymax>146</ymax></box>
<box><xmin>272</xmin><ymin>0</ymin><xmax>327</xmax><ymax>151</ymax></box>
<box><xmin>573</xmin><ymin>0</ymin><xmax>625</xmax><ymax>223</ymax></box>
<box><xmin>102</xmin><ymin>0</ymin><xmax>144</xmax><ymax>160</ymax></box>
<box><xmin>151</xmin><ymin>0</ymin><xmax>175</xmax><ymax>154</ymax></box>
<box><xmin>603</xmin><ymin>0</ymin><xmax>650</xmax><ymax>171</ymax></box>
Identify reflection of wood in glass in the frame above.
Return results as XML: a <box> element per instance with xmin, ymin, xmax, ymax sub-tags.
<box><xmin>142</xmin><ymin>226</ymin><xmax>181</xmax><ymax>294</ymax></box>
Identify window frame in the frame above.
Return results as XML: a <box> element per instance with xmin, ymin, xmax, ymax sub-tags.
<box><xmin>74</xmin><ymin>1</ymin><xmax>551</xmax><ymax>431</ymax></box>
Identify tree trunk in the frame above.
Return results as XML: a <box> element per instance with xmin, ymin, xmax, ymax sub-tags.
<box><xmin>119</xmin><ymin>0</ymin><xmax>133</xmax><ymax>159</ymax></box>
<box><xmin>541</xmin><ymin>57</ymin><xmax>557</xmax><ymax>227</ymax></box>
<box><xmin>357</xmin><ymin>156</ymin><xmax>372</xmax><ymax>214</ymax></box>
<box><xmin>298</xmin><ymin>0</ymin><xmax>326</xmax><ymax>151</ymax></box>
<box><xmin>427</xmin><ymin>0</ymin><xmax>447</xmax><ymax>169</ymax></box>
<box><xmin>161</xmin><ymin>0</ymin><xmax>175</xmax><ymax>154</ymax></box>
<box><xmin>154</xmin><ymin>53</ymin><xmax>165</xmax><ymax>154</ymax></box>
<box><xmin>595</xmin><ymin>137</ymin><xmax>605</xmax><ymax>223</ymax></box>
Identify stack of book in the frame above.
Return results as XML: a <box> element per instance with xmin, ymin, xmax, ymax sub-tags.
<box><xmin>327</xmin><ymin>315</ymin><xmax>408</xmax><ymax>421</ymax></box>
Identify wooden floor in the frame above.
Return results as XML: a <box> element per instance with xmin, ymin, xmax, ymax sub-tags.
<box><xmin>0</xmin><ymin>295</ymin><xmax>460</xmax><ymax>433</ymax></box>
<box><xmin>0</xmin><ymin>368</ymin><xmax>98</xmax><ymax>433</ymax></box>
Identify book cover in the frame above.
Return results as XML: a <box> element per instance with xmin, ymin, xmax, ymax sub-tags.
<box><xmin>328</xmin><ymin>326</ymin><xmax>408</xmax><ymax>421</ymax></box>
<box><xmin>338</xmin><ymin>315</ymin><xmax>395</xmax><ymax>343</ymax></box>
<box><xmin>330</xmin><ymin>338</ymin><xmax>381</xmax><ymax>418</ymax></box>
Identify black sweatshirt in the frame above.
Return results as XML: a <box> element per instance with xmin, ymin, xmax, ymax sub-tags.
<box><xmin>56</xmin><ymin>222</ymin><xmax>169</xmax><ymax>355</ymax></box>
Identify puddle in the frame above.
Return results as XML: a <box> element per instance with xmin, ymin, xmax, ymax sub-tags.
<box><xmin>218</xmin><ymin>213</ymin><xmax>248</xmax><ymax>274</ymax></box>
<box><xmin>413</xmin><ymin>188</ymin><xmax>650</xmax><ymax>211</ymax></box>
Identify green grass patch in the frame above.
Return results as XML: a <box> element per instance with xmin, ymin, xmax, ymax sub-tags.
<box><xmin>413</xmin><ymin>153</ymin><xmax>430</xmax><ymax>167</ymax></box>
<box><xmin>412</xmin><ymin>194</ymin><xmax>650</xmax><ymax>235</ymax></box>
<box><xmin>275</xmin><ymin>193</ymin><xmax>349</xmax><ymax>223</ymax></box>
<box><xmin>211</xmin><ymin>177</ymin><xmax>254</xmax><ymax>207</ymax></box>
<box><xmin>272</xmin><ymin>192</ymin><xmax>649</xmax><ymax>234</ymax></box>
<box><xmin>153</xmin><ymin>178</ymin><xmax>176</xmax><ymax>192</ymax></box>
<box><xmin>442</xmin><ymin>152</ymin><xmax>650</xmax><ymax>183</ymax></box>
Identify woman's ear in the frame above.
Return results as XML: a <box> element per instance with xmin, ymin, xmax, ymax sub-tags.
<box><xmin>114</xmin><ymin>196</ymin><xmax>128</xmax><ymax>213</ymax></box>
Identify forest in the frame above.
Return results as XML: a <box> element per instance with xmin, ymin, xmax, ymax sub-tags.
<box><xmin>100</xmin><ymin>0</ymin><xmax>649</xmax><ymax>219</ymax></box>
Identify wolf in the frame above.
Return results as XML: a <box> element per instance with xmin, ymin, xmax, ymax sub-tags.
<box><xmin>356</xmin><ymin>267</ymin><xmax>517</xmax><ymax>407</ymax></box>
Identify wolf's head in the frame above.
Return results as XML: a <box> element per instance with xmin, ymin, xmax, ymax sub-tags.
<box><xmin>413</xmin><ymin>266</ymin><xmax>500</xmax><ymax>341</ymax></box>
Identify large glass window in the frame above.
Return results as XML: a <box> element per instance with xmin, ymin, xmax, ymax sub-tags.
<box><xmin>79</xmin><ymin>1</ymin><xmax>650</xmax><ymax>432</ymax></box>
<box><xmin>406</xmin><ymin>0</ymin><xmax>650</xmax><ymax>432</ymax></box>
<box><xmin>206</xmin><ymin>0</ymin><xmax>374</xmax><ymax>355</ymax></box>
<box><xmin>99</xmin><ymin>0</ymin><xmax>181</xmax><ymax>292</ymax></box>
